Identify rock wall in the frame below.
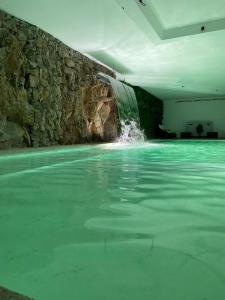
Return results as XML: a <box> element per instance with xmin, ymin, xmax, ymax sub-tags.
<box><xmin>0</xmin><ymin>10</ymin><xmax>116</xmax><ymax>149</ymax></box>
<box><xmin>133</xmin><ymin>86</ymin><xmax>163</xmax><ymax>138</ymax></box>
<box><xmin>81</xmin><ymin>81</ymin><xmax>118</xmax><ymax>142</ymax></box>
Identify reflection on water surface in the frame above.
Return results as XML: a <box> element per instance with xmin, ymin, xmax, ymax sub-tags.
<box><xmin>0</xmin><ymin>141</ymin><xmax>225</xmax><ymax>299</ymax></box>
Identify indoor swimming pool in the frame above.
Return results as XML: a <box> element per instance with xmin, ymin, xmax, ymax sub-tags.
<box><xmin>1</xmin><ymin>140</ymin><xmax>225</xmax><ymax>299</ymax></box>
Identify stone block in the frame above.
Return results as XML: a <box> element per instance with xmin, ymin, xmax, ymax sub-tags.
<box><xmin>29</xmin><ymin>75</ymin><xmax>39</xmax><ymax>88</ymax></box>
<box><xmin>64</xmin><ymin>57</ymin><xmax>75</xmax><ymax>68</ymax></box>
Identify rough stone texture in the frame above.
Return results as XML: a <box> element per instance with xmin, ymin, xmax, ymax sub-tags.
<box><xmin>0</xmin><ymin>10</ymin><xmax>116</xmax><ymax>149</ymax></box>
<box><xmin>81</xmin><ymin>81</ymin><xmax>118</xmax><ymax>141</ymax></box>
<box><xmin>0</xmin><ymin>286</ymin><xmax>33</xmax><ymax>300</ymax></box>
<box><xmin>133</xmin><ymin>86</ymin><xmax>163</xmax><ymax>138</ymax></box>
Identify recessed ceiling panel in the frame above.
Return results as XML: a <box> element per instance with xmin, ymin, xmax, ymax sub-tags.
<box><xmin>151</xmin><ymin>0</ymin><xmax>225</xmax><ymax>29</ymax></box>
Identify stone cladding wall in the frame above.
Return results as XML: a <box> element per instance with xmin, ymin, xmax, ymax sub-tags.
<box><xmin>0</xmin><ymin>10</ymin><xmax>115</xmax><ymax>148</ymax></box>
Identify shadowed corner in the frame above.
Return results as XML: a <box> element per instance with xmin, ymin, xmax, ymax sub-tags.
<box><xmin>0</xmin><ymin>286</ymin><xmax>33</xmax><ymax>300</ymax></box>
<box><xmin>88</xmin><ymin>50</ymin><xmax>132</xmax><ymax>74</ymax></box>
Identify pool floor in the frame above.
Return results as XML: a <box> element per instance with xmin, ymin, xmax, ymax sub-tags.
<box><xmin>0</xmin><ymin>140</ymin><xmax>225</xmax><ymax>299</ymax></box>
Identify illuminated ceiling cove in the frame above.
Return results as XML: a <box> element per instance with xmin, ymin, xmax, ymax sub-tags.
<box><xmin>1</xmin><ymin>0</ymin><xmax>225</xmax><ymax>101</ymax></box>
<box><xmin>133</xmin><ymin>0</ymin><xmax>225</xmax><ymax>39</ymax></box>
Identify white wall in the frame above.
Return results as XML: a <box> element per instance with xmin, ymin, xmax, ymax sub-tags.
<box><xmin>163</xmin><ymin>99</ymin><xmax>225</xmax><ymax>138</ymax></box>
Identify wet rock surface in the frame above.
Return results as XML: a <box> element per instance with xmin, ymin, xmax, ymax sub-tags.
<box><xmin>81</xmin><ymin>81</ymin><xmax>119</xmax><ymax>142</ymax></box>
<box><xmin>0</xmin><ymin>10</ymin><xmax>116</xmax><ymax>149</ymax></box>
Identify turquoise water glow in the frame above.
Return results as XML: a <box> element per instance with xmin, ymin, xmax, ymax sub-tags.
<box><xmin>1</xmin><ymin>140</ymin><xmax>225</xmax><ymax>299</ymax></box>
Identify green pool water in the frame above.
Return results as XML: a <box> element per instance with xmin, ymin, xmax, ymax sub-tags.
<box><xmin>1</xmin><ymin>140</ymin><xmax>225</xmax><ymax>300</ymax></box>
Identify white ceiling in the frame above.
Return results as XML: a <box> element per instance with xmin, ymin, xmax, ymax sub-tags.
<box><xmin>1</xmin><ymin>0</ymin><xmax>225</xmax><ymax>101</ymax></box>
<box><xmin>151</xmin><ymin>0</ymin><xmax>225</xmax><ymax>29</ymax></box>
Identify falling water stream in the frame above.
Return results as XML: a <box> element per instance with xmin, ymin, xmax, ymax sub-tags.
<box><xmin>97</xmin><ymin>73</ymin><xmax>145</xmax><ymax>143</ymax></box>
<box><xmin>117</xmin><ymin>121</ymin><xmax>145</xmax><ymax>143</ymax></box>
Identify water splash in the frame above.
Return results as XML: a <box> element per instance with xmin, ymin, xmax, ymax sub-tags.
<box><xmin>97</xmin><ymin>73</ymin><xmax>145</xmax><ymax>144</ymax></box>
<box><xmin>116</xmin><ymin>121</ymin><xmax>145</xmax><ymax>144</ymax></box>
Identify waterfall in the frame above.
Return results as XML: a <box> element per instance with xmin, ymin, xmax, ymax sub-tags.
<box><xmin>97</xmin><ymin>73</ymin><xmax>145</xmax><ymax>143</ymax></box>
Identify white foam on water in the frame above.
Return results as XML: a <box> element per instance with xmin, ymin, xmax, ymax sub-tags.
<box><xmin>116</xmin><ymin>121</ymin><xmax>145</xmax><ymax>144</ymax></box>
